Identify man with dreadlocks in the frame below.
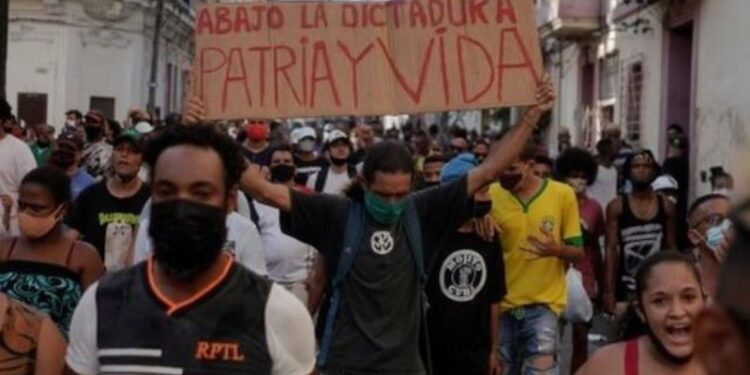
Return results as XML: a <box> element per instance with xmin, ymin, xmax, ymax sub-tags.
<box><xmin>603</xmin><ymin>149</ymin><xmax>677</xmax><ymax>316</ymax></box>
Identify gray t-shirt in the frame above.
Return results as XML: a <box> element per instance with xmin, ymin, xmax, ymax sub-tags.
<box><xmin>281</xmin><ymin>177</ymin><xmax>471</xmax><ymax>374</ymax></box>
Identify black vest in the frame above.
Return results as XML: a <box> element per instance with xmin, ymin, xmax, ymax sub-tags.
<box><xmin>96</xmin><ymin>262</ymin><xmax>273</xmax><ymax>374</ymax></box>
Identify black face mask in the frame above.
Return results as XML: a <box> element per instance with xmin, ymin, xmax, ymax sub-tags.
<box><xmin>149</xmin><ymin>199</ymin><xmax>227</xmax><ymax>281</ymax></box>
<box><xmin>270</xmin><ymin>165</ymin><xmax>296</xmax><ymax>183</ymax></box>
<box><xmin>631</xmin><ymin>179</ymin><xmax>653</xmax><ymax>191</ymax></box>
<box><xmin>84</xmin><ymin>125</ymin><xmax>103</xmax><ymax>141</ymax></box>
<box><xmin>330</xmin><ymin>156</ymin><xmax>349</xmax><ymax>167</ymax></box>
<box><xmin>37</xmin><ymin>139</ymin><xmax>50</xmax><ymax>147</ymax></box>
<box><xmin>48</xmin><ymin>149</ymin><xmax>76</xmax><ymax>170</ymax></box>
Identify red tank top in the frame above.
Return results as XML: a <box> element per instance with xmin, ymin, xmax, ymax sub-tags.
<box><xmin>624</xmin><ymin>339</ymin><xmax>639</xmax><ymax>375</ymax></box>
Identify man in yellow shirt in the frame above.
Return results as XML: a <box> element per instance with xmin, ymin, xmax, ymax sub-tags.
<box><xmin>490</xmin><ymin>140</ymin><xmax>583</xmax><ymax>375</ymax></box>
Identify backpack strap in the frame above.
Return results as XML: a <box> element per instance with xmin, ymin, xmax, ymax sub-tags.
<box><xmin>403</xmin><ymin>199</ymin><xmax>427</xmax><ymax>284</ymax></box>
<box><xmin>314</xmin><ymin>166</ymin><xmax>330</xmax><ymax>193</ymax></box>
<box><xmin>347</xmin><ymin>165</ymin><xmax>357</xmax><ymax>178</ymax></box>
<box><xmin>317</xmin><ymin>202</ymin><xmax>367</xmax><ymax>367</ymax></box>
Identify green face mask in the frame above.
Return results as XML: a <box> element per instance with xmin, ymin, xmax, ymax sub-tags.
<box><xmin>364</xmin><ymin>192</ymin><xmax>407</xmax><ymax>225</ymax></box>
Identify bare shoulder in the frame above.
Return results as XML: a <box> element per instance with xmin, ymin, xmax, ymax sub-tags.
<box><xmin>73</xmin><ymin>241</ymin><xmax>103</xmax><ymax>264</ymax></box>
<box><xmin>576</xmin><ymin>342</ymin><xmax>627</xmax><ymax>375</ymax></box>
<box><xmin>606</xmin><ymin>196</ymin><xmax>623</xmax><ymax>217</ymax></box>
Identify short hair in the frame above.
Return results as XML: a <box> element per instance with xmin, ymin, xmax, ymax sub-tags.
<box><xmin>423</xmin><ymin>154</ymin><xmax>446</xmax><ymax>166</ymax></box>
<box><xmin>667</xmin><ymin>123</ymin><xmax>683</xmax><ymax>133</ymax></box>
<box><xmin>108</xmin><ymin>119</ymin><xmax>122</xmax><ymax>139</ymax></box>
<box><xmin>533</xmin><ymin>154</ymin><xmax>553</xmax><ymax>168</ymax></box>
<box><xmin>144</xmin><ymin>125</ymin><xmax>246</xmax><ymax>191</ymax></box>
<box><xmin>555</xmin><ymin>148</ymin><xmax>599</xmax><ymax>185</ymax></box>
<box><xmin>362</xmin><ymin>141</ymin><xmax>414</xmax><ymax>184</ymax></box>
<box><xmin>498</xmin><ymin>128</ymin><xmax>537</xmax><ymax>162</ymax></box>
<box><xmin>65</xmin><ymin>110</ymin><xmax>83</xmax><ymax>120</ymax></box>
<box><xmin>0</xmin><ymin>98</ymin><xmax>12</xmax><ymax>121</ymax></box>
<box><xmin>596</xmin><ymin>138</ymin><xmax>613</xmax><ymax>154</ymax></box>
<box><xmin>271</xmin><ymin>144</ymin><xmax>295</xmax><ymax>163</ymax></box>
<box><xmin>21</xmin><ymin>166</ymin><xmax>72</xmax><ymax>206</ymax></box>
<box><xmin>688</xmin><ymin>194</ymin><xmax>731</xmax><ymax>221</ymax></box>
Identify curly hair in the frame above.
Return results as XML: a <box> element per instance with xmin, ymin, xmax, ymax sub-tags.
<box><xmin>554</xmin><ymin>147</ymin><xmax>599</xmax><ymax>185</ymax></box>
<box><xmin>144</xmin><ymin>125</ymin><xmax>246</xmax><ymax>191</ymax></box>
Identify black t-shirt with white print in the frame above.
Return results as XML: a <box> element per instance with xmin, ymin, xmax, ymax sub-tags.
<box><xmin>426</xmin><ymin>232</ymin><xmax>505</xmax><ymax>375</ymax></box>
<box><xmin>280</xmin><ymin>176</ymin><xmax>471</xmax><ymax>375</ymax></box>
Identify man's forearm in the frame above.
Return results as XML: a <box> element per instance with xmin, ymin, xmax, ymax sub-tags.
<box><xmin>556</xmin><ymin>245</ymin><xmax>584</xmax><ymax>262</ymax></box>
<box><xmin>603</xmin><ymin>245</ymin><xmax>618</xmax><ymax>298</ymax></box>
<box><xmin>491</xmin><ymin>303</ymin><xmax>502</xmax><ymax>351</ymax></box>
<box><xmin>240</xmin><ymin>168</ymin><xmax>292</xmax><ymax>211</ymax></box>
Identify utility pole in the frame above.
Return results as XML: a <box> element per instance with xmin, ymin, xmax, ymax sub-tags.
<box><xmin>0</xmin><ymin>0</ymin><xmax>9</xmax><ymax>99</ymax></box>
<box><xmin>147</xmin><ymin>0</ymin><xmax>165</xmax><ymax>118</ymax></box>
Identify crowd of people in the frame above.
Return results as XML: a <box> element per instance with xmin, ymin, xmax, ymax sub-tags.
<box><xmin>0</xmin><ymin>74</ymin><xmax>746</xmax><ymax>375</ymax></box>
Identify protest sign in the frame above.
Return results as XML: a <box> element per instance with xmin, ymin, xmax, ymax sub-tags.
<box><xmin>195</xmin><ymin>0</ymin><xmax>543</xmax><ymax>119</ymax></box>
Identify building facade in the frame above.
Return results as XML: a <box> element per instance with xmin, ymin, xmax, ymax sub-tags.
<box><xmin>6</xmin><ymin>0</ymin><xmax>194</xmax><ymax>130</ymax></box>
<box><xmin>538</xmin><ymin>0</ymin><xmax>749</xmax><ymax>198</ymax></box>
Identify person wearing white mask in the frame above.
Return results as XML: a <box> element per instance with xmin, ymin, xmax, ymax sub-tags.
<box><xmin>687</xmin><ymin>193</ymin><xmax>733</xmax><ymax>299</ymax></box>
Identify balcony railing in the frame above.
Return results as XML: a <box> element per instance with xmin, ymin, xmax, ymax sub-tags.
<box><xmin>536</xmin><ymin>0</ymin><xmax>602</xmax><ymax>39</ymax></box>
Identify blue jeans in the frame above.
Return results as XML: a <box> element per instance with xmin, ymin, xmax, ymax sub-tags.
<box><xmin>500</xmin><ymin>305</ymin><xmax>559</xmax><ymax>375</ymax></box>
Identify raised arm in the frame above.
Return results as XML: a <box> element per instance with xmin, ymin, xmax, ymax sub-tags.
<box><xmin>182</xmin><ymin>97</ymin><xmax>292</xmax><ymax>211</ymax></box>
<box><xmin>466</xmin><ymin>75</ymin><xmax>556</xmax><ymax>195</ymax></box>
<box><xmin>240</xmin><ymin>163</ymin><xmax>292</xmax><ymax>212</ymax></box>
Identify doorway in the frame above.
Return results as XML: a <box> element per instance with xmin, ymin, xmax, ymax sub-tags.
<box><xmin>17</xmin><ymin>93</ymin><xmax>48</xmax><ymax>128</ymax></box>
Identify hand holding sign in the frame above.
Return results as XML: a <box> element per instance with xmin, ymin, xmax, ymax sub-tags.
<box><xmin>184</xmin><ymin>96</ymin><xmax>208</xmax><ymax>125</ymax></box>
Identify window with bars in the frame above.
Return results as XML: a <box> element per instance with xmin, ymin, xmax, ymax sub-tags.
<box><xmin>599</xmin><ymin>52</ymin><xmax>619</xmax><ymax>101</ymax></box>
<box><xmin>622</xmin><ymin>61</ymin><xmax>644</xmax><ymax>145</ymax></box>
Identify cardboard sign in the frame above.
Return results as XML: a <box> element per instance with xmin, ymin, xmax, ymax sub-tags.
<box><xmin>195</xmin><ymin>0</ymin><xmax>543</xmax><ymax>119</ymax></box>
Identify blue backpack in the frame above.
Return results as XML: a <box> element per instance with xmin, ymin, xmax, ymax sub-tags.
<box><xmin>316</xmin><ymin>198</ymin><xmax>432</xmax><ymax>373</ymax></box>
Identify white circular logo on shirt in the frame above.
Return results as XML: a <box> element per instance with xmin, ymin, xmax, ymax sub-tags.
<box><xmin>439</xmin><ymin>249</ymin><xmax>487</xmax><ymax>302</ymax></box>
<box><xmin>370</xmin><ymin>231</ymin><xmax>394</xmax><ymax>255</ymax></box>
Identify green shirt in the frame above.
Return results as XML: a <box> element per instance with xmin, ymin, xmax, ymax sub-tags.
<box><xmin>29</xmin><ymin>143</ymin><xmax>51</xmax><ymax>166</ymax></box>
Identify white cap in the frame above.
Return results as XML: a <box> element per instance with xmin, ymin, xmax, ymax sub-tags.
<box><xmin>326</xmin><ymin>129</ymin><xmax>349</xmax><ymax>145</ymax></box>
<box><xmin>652</xmin><ymin>175</ymin><xmax>679</xmax><ymax>191</ymax></box>
<box><xmin>291</xmin><ymin>126</ymin><xmax>317</xmax><ymax>144</ymax></box>
<box><xmin>134</xmin><ymin>121</ymin><xmax>154</xmax><ymax>134</ymax></box>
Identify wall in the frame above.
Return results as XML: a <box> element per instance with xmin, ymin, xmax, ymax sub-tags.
<box><xmin>547</xmin><ymin>42</ymin><xmax>582</xmax><ymax>154</ymax></box>
<box><xmin>693</xmin><ymin>0</ymin><xmax>750</xmax><ymax>197</ymax></box>
<box><xmin>5</xmin><ymin>0</ymin><xmax>193</xmax><ymax>131</ymax></box>
<box><xmin>611</xmin><ymin>4</ymin><xmax>666</xmax><ymax>156</ymax></box>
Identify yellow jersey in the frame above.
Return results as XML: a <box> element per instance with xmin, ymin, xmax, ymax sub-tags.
<box><xmin>489</xmin><ymin>179</ymin><xmax>582</xmax><ymax>315</ymax></box>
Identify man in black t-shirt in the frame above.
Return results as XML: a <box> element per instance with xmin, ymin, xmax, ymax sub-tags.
<box><xmin>426</xmin><ymin>154</ymin><xmax>506</xmax><ymax>375</ymax></box>
<box><xmin>239</xmin><ymin>77</ymin><xmax>555</xmax><ymax>375</ymax></box>
<box><xmin>67</xmin><ymin>132</ymin><xmax>150</xmax><ymax>271</ymax></box>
